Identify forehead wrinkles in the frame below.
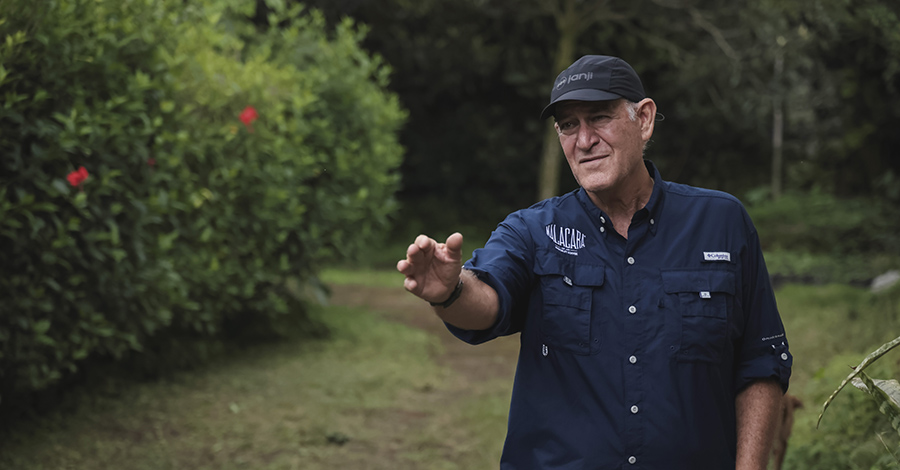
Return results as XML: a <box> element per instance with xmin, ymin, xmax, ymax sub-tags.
<box><xmin>555</xmin><ymin>100</ymin><xmax>622</xmax><ymax>120</ymax></box>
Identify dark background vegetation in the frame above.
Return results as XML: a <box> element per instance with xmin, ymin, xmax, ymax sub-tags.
<box><xmin>296</xmin><ymin>0</ymin><xmax>900</xmax><ymax>238</ymax></box>
<box><xmin>2</xmin><ymin>0</ymin><xmax>900</xmax><ymax>468</ymax></box>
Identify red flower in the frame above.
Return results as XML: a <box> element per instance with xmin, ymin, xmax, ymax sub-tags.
<box><xmin>239</xmin><ymin>105</ymin><xmax>258</xmax><ymax>132</ymax></box>
<box><xmin>147</xmin><ymin>157</ymin><xmax>156</xmax><ymax>167</ymax></box>
<box><xmin>66</xmin><ymin>166</ymin><xmax>89</xmax><ymax>187</ymax></box>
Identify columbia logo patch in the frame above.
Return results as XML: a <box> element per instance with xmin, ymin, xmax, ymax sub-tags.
<box><xmin>703</xmin><ymin>252</ymin><xmax>731</xmax><ymax>262</ymax></box>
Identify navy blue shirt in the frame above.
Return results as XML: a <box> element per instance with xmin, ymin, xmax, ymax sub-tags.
<box><xmin>448</xmin><ymin>161</ymin><xmax>791</xmax><ymax>469</ymax></box>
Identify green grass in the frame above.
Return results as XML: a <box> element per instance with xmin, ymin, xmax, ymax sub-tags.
<box><xmin>0</xmin><ymin>269</ymin><xmax>512</xmax><ymax>470</ymax></box>
<box><xmin>0</xmin><ymin>303</ymin><xmax>449</xmax><ymax>469</ymax></box>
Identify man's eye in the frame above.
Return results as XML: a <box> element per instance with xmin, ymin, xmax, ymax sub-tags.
<box><xmin>559</xmin><ymin>122</ymin><xmax>576</xmax><ymax>131</ymax></box>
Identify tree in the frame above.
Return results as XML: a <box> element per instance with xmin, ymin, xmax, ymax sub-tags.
<box><xmin>297</xmin><ymin>0</ymin><xmax>900</xmax><ymax>232</ymax></box>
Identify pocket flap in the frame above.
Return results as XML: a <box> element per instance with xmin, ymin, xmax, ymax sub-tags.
<box><xmin>661</xmin><ymin>269</ymin><xmax>735</xmax><ymax>295</ymax></box>
<box><xmin>534</xmin><ymin>250</ymin><xmax>605</xmax><ymax>287</ymax></box>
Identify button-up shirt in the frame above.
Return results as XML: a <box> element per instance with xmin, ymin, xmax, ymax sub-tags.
<box><xmin>448</xmin><ymin>161</ymin><xmax>792</xmax><ymax>469</ymax></box>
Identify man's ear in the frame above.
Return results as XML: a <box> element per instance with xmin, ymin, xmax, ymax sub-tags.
<box><xmin>638</xmin><ymin>98</ymin><xmax>657</xmax><ymax>141</ymax></box>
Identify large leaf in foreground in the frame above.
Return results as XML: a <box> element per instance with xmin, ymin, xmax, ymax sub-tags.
<box><xmin>818</xmin><ymin>335</ymin><xmax>900</xmax><ymax>428</ymax></box>
<box><xmin>851</xmin><ymin>373</ymin><xmax>900</xmax><ymax>437</ymax></box>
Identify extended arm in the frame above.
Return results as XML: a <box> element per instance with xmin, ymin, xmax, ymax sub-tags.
<box><xmin>397</xmin><ymin>233</ymin><xmax>499</xmax><ymax>330</ymax></box>
<box><xmin>735</xmin><ymin>378</ymin><xmax>783</xmax><ymax>470</ymax></box>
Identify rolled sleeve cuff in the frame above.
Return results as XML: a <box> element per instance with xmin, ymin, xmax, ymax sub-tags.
<box><xmin>444</xmin><ymin>266</ymin><xmax>515</xmax><ymax>345</ymax></box>
<box><xmin>735</xmin><ymin>341</ymin><xmax>792</xmax><ymax>393</ymax></box>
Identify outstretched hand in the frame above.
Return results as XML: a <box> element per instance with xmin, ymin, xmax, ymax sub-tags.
<box><xmin>397</xmin><ymin>233</ymin><xmax>464</xmax><ymax>304</ymax></box>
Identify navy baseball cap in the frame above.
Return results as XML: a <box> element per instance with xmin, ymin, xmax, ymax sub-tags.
<box><xmin>540</xmin><ymin>55</ymin><xmax>646</xmax><ymax>120</ymax></box>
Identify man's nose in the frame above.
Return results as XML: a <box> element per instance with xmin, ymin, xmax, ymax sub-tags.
<box><xmin>575</xmin><ymin>122</ymin><xmax>599</xmax><ymax>150</ymax></box>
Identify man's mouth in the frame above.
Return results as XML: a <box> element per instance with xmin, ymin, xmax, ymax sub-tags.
<box><xmin>580</xmin><ymin>155</ymin><xmax>609</xmax><ymax>164</ymax></box>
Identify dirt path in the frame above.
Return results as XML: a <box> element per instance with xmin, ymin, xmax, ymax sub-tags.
<box><xmin>329</xmin><ymin>283</ymin><xmax>519</xmax><ymax>382</ymax></box>
<box><xmin>327</xmin><ymin>283</ymin><xmax>520</xmax><ymax>468</ymax></box>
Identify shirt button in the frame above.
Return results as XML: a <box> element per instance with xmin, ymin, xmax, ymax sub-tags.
<box><xmin>563</xmin><ymin>276</ymin><xmax>573</xmax><ymax>286</ymax></box>
<box><xmin>628</xmin><ymin>305</ymin><xmax>637</xmax><ymax>314</ymax></box>
<box><xmin>627</xmin><ymin>256</ymin><xmax>635</xmax><ymax>265</ymax></box>
<box><xmin>650</xmin><ymin>218</ymin><xmax>655</xmax><ymax>225</ymax></box>
<box><xmin>630</xmin><ymin>405</ymin><xmax>639</xmax><ymax>414</ymax></box>
<box><xmin>629</xmin><ymin>355</ymin><xmax>637</xmax><ymax>364</ymax></box>
<box><xmin>628</xmin><ymin>456</ymin><xmax>637</xmax><ymax>464</ymax></box>
<box><xmin>600</xmin><ymin>226</ymin><xmax>606</xmax><ymax>233</ymax></box>
<box><xmin>781</xmin><ymin>352</ymin><xmax>789</xmax><ymax>360</ymax></box>
<box><xmin>600</xmin><ymin>216</ymin><xmax>606</xmax><ymax>224</ymax></box>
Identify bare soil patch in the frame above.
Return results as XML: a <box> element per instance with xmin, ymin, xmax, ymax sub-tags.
<box><xmin>328</xmin><ymin>283</ymin><xmax>519</xmax><ymax>385</ymax></box>
<box><xmin>326</xmin><ymin>283</ymin><xmax>520</xmax><ymax>468</ymax></box>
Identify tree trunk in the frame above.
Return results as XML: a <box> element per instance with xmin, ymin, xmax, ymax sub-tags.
<box><xmin>537</xmin><ymin>0</ymin><xmax>580</xmax><ymax>202</ymax></box>
<box><xmin>771</xmin><ymin>47</ymin><xmax>784</xmax><ymax>200</ymax></box>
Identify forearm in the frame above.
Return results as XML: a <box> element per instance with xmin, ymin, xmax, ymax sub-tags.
<box><xmin>432</xmin><ymin>269</ymin><xmax>499</xmax><ymax>331</ymax></box>
<box><xmin>735</xmin><ymin>378</ymin><xmax>783</xmax><ymax>470</ymax></box>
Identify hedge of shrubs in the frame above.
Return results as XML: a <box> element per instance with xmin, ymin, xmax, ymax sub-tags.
<box><xmin>747</xmin><ymin>190</ymin><xmax>900</xmax><ymax>284</ymax></box>
<box><xmin>0</xmin><ymin>0</ymin><xmax>405</xmax><ymax>400</ymax></box>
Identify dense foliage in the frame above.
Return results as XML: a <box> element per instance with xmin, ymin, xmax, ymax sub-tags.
<box><xmin>301</xmin><ymin>0</ymin><xmax>900</xmax><ymax>235</ymax></box>
<box><xmin>748</xmin><ymin>191</ymin><xmax>900</xmax><ymax>284</ymax></box>
<box><xmin>0</xmin><ymin>0</ymin><xmax>404</xmax><ymax>399</ymax></box>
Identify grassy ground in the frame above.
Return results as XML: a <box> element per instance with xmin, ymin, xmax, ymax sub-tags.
<box><xmin>0</xmin><ymin>269</ymin><xmax>513</xmax><ymax>470</ymax></box>
<box><xmin>2</xmin><ymin>266</ymin><xmax>899</xmax><ymax>469</ymax></box>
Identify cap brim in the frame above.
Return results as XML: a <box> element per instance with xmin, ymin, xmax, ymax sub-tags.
<box><xmin>540</xmin><ymin>89</ymin><xmax>624</xmax><ymax>120</ymax></box>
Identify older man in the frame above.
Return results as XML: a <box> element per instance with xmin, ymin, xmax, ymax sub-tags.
<box><xmin>397</xmin><ymin>55</ymin><xmax>791</xmax><ymax>469</ymax></box>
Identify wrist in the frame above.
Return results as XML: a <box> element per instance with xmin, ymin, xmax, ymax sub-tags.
<box><xmin>429</xmin><ymin>278</ymin><xmax>464</xmax><ymax>308</ymax></box>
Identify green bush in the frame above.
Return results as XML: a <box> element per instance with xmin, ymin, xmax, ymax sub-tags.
<box><xmin>748</xmin><ymin>190</ymin><xmax>900</xmax><ymax>283</ymax></box>
<box><xmin>0</xmin><ymin>0</ymin><xmax>404</xmax><ymax>400</ymax></box>
<box><xmin>749</xmin><ymin>190</ymin><xmax>900</xmax><ymax>255</ymax></box>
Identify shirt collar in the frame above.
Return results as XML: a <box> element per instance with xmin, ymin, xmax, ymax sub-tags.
<box><xmin>575</xmin><ymin>159</ymin><xmax>665</xmax><ymax>236</ymax></box>
<box><xmin>643</xmin><ymin>159</ymin><xmax>664</xmax><ymax>235</ymax></box>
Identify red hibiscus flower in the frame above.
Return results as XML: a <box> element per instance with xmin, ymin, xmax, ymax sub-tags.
<box><xmin>66</xmin><ymin>166</ymin><xmax>89</xmax><ymax>187</ymax></box>
<box><xmin>239</xmin><ymin>106</ymin><xmax>258</xmax><ymax>132</ymax></box>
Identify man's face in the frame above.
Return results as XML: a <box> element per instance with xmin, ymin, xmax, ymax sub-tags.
<box><xmin>554</xmin><ymin>99</ymin><xmax>654</xmax><ymax>196</ymax></box>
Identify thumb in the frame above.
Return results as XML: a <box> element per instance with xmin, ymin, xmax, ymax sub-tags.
<box><xmin>446</xmin><ymin>232</ymin><xmax>464</xmax><ymax>259</ymax></box>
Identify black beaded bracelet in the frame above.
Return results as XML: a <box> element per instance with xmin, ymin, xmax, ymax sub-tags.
<box><xmin>429</xmin><ymin>278</ymin><xmax>464</xmax><ymax>308</ymax></box>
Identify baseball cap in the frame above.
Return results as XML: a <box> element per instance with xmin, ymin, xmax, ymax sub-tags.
<box><xmin>540</xmin><ymin>55</ymin><xmax>646</xmax><ymax>120</ymax></box>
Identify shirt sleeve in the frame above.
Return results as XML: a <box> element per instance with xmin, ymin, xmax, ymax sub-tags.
<box><xmin>734</xmin><ymin>215</ymin><xmax>792</xmax><ymax>393</ymax></box>
<box><xmin>445</xmin><ymin>212</ymin><xmax>535</xmax><ymax>345</ymax></box>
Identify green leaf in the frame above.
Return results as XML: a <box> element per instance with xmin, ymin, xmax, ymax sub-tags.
<box><xmin>851</xmin><ymin>373</ymin><xmax>900</xmax><ymax>439</ymax></box>
<box><xmin>51</xmin><ymin>179</ymin><xmax>70</xmax><ymax>195</ymax></box>
<box><xmin>33</xmin><ymin>319</ymin><xmax>51</xmax><ymax>335</ymax></box>
<box><xmin>819</xmin><ymin>335</ymin><xmax>900</xmax><ymax>428</ymax></box>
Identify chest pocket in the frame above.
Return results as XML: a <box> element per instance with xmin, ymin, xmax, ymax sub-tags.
<box><xmin>535</xmin><ymin>254</ymin><xmax>605</xmax><ymax>355</ymax></box>
<box><xmin>661</xmin><ymin>269</ymin><xmax>735</xmax><ymax>363</ymax></box>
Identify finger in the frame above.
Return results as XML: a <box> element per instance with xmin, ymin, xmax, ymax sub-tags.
<box><xmin>403</xmin><ymin>276</ymin><xmax>418</xmax><ymax>292</ymax></box>
<box><xmin>397</xmin><ymin>259</ymin><xmax>410</xmax><ymax>274</ymax></box>
<box><xmin>415</xmin><ymin>234</ymin><xmax>434</xmax><ymax>252</ymax></box>
<box><xmin>406</xmin><ymin>242</ymin><xmax>420</xmax><ymax>259</ymax></box>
